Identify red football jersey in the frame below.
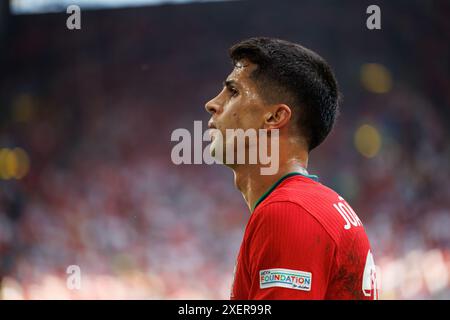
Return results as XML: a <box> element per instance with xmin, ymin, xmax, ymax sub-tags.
<box><xmin>230</xmin><ymin>172</ymin><xmax>378</xmax><ymax>300</ymax></box>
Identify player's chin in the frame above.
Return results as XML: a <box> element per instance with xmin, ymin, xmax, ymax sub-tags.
<box><xmin>208</xmin><ymin>139</ymin><xmax>223</xmax><ymax>163</ymax></box>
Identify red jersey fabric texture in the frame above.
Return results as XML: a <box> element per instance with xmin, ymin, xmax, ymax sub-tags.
<box><xmin>230</xmin><ymin>172</ymin><xmax>378</xmax><ymax>300</ymax></box>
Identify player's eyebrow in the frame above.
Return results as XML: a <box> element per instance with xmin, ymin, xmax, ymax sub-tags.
<box><xmin>223</xmin><ymin>79</ymin><xmax>240</xmax><ymax>89</ymax></box>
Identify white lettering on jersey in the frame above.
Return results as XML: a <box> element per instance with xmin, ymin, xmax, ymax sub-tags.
<box><xmin>362</xmin><ymin>250</ymin><xmax>379</xmax><ymax>299</ymax></box>
<box><xmin>333</xmin><ymin>196</ymin><xmax>363</xmax><ymax>230</ymax></box>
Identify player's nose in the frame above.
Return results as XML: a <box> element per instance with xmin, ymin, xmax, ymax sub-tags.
<box><xmin>204</xmin><ymin>96</ymin><xmax>220</xmax><ymax>115</ymax></box>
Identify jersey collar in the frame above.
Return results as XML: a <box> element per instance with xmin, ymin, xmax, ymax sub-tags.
<box><xmin>251</xmin><ymin>171</ymin><xmax>319</xmax><ymax>212</ymax></box>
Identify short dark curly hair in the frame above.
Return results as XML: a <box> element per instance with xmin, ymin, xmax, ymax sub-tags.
<box><xmin>229</xmin><ymin>37</ymin><xmax>340</xmax><ymax>151</ymax></box>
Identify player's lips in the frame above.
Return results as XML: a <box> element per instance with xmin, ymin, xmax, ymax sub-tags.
<box><xmin>208</xmin><ymin>120</ymin><xmax>219</xmax><ymax>141</ymax></box>
<box><xmin>208</xmin><ymin>120</ymin><xmax>217</xmax><ymax>129</ymax></box>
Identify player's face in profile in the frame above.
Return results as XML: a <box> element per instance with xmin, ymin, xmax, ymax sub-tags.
<box><xmin>205</xmin><ymin>59</ymin><xmax>268</xmax><ymax>163</ymax></box>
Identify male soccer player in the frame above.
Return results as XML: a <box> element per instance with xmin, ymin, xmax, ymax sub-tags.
<box><xmin>205</xmin><ymin>37</ymin><xmax>378</xmax><ymax>299</ymax></box>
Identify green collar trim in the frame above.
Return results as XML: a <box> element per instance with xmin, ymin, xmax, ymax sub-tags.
<box><xmin>251</xmin><ymin>171</ymin><xmax>319</xmax><ymax>212</ymax></box>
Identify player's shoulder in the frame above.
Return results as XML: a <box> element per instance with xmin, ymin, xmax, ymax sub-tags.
<box><xmin>254</xmin><ymin>174</ymin><xmax>367</xmax><ymax>244</ymax></box>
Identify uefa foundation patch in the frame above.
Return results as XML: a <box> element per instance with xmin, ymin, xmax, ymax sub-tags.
<box><xmin>259</xmin><ymin>268</ymin><xmax>312</xmax><ymax>291</ymax></box>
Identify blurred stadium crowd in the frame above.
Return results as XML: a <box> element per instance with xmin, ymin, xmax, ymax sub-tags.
<box><xmin>0</xmin><ymin>0</ymin><xmax>449</xmax><ymax>299</ymax></box>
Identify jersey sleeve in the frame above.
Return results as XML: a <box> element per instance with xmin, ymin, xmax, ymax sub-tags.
<box><xmin>245</xmin><ymin>201</ymin><xmax>336</xmax><ymax>299</ymax></box>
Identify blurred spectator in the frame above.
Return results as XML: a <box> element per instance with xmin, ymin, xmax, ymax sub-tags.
<box><xmin>0</xmin><ymin>0</ymin><xmax>449</xmax><ymax>299</ymax></box>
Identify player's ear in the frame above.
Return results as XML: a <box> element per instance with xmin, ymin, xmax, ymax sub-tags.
<box><xmin>264</xmin><ymin>104</ymin><xmax>292</xmax><ymax>129</ymax></box>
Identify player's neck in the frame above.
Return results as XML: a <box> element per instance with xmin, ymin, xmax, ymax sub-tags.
<box><xmin>233</xmin><ymin>155</ymin><xmax>308</xmax><ymax>212</ymax></box>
